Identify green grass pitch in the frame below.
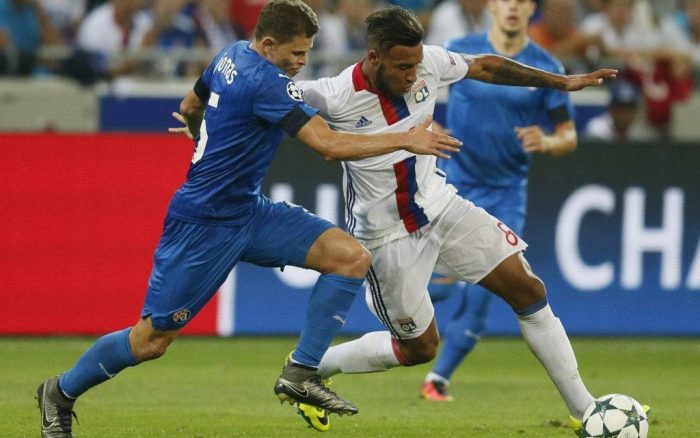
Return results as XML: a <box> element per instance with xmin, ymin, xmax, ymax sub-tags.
<box><xmin>2</xmin><ymin>336</ymin><xmax>698</xmax><ymax>437</ymax></box>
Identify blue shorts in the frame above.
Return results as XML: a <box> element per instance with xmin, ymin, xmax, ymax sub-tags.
<box><xmin>458</xmin><ymin>184</ymin><xmax>526</xmax><ymax>235</ymax></box>
<box><xmin>142</xmin><ymin>197</ymin><xmax>335</xmax><ymax>330</ymax></box>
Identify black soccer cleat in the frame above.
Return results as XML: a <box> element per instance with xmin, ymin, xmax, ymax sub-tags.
<box><xmin>37</xmin><ymin>376</ymin><xmax>78</xmax><ymax>438</ymax></box>
<box><xmin>274</xmin><ymin>363</ymin><xmax>358</xmax><ymax>416</ymax></box>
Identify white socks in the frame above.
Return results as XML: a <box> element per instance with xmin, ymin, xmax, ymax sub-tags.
<box><xmin>317</xmin><ymin>331</ymin><xmax>400</xmax><ymax>379</ymax></box>
<box><xmin>424</xmin><ymin>371</ymin><xmax>449</xmax><ymax>385</ymax></box>
<box><xmin>517</xmin><ymin>304</ymin><xmax>594</xmax><ymax>418</ymax></box>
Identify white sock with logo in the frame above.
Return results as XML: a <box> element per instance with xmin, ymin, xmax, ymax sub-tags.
<box><xmin>517</xmin><ymin>304</ymin><xmax>594</xmax><ymax>418</ymax></box>
<box><xmin>317</xmin><ymin>331</ymin><xmax>400</xmax><ymax>379</ymax></box>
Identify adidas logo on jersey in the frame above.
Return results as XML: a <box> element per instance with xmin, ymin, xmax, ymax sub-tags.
<box><xmin>355</xmin><ymin>116</ymin><xmax>373</xmax><ymax>129</ymax></box>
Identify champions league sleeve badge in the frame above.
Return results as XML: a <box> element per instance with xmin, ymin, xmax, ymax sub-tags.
<box><xmin>287</xmin><ymin>82</ymin><xmax>304</xmax><ymax>102</ymax></box>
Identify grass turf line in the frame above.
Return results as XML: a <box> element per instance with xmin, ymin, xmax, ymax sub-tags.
<box><xmin>2</xmin><ymin>337</ymin><xmax>698</xmax><ymax>437</ymax></box>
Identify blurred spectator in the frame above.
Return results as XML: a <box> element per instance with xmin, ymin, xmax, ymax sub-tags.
<box><xmin>141</xmin><ymin>0</ymin><xmax>205</xmax><ymax>77</ymax></box>
<box><xmin>582</xmin><ymin>0</ymin><xmax>607</xmax><ymax>14</ymax></box>
<box><xmin>425</xmin><ymin>0</ymin><xmax>490</xmax><ymax>47</ymax></box>
<box><xmin>0</xmin><ymin>0</ymin><xmax>62</xmax><ymax>76</ymax></box>
<box><xmin>311</xmin><ymin>0</ymin><xmax>374</xmax><ymax>77</ymax></box>
<box><xmin>39</xmin><ymin>0</ymin><xmax>87</xmax><ymax>42</ymax></box>
<box><xmin>665</xmin><ymin>0</ymin><xmax>700</xmax><ymax>69</ymax></box>
<box><xmin>75</xmin><ymin>0</ymin><xmax>152</xmax><ymax>79</ymax></box>
<box><xmin>336</xmin><ymin>0</ymin><xmax>373</xmax><ymax>53</ymax></box>
<box><xmin>584</xmin><ymin>77</ymin><xmax>649</xmax><ymax>141</ymax></box>
<box><xmin>144</xmin><ymin>0</ymin><xmax>201</xmax><ymax>48</ymax></box>
<box><xmin>86</xmin><ymin>0</ymin><xmax>108</xmax><ymax>13</ymax></box>
<box><xmin>388</xmin><ymin>0</ymin><xmax>433</xmax><ymax>30</ymax></box>
<box><xmin>580</xmin><ymin>0</ymin><xmax>656</xmax><ymax>58</ymax></box>
<box><xmin>581</xmin><ymin>0</ymin><xmax>692</xmax><ymax>139</ymax></box>
<box><xmin>228</xmin><ymin>0</ymin><xmax>267</xmax><ymax>39</ymax></box>
<box><xmin>199</xmin><ymin>0</ymin><xmax>238</xmax><ymax>52</ymax></box>
<box><xmin>528</xmin><ymin>0</ymin><xmax>602</xmax><ymax>62</ymax></box>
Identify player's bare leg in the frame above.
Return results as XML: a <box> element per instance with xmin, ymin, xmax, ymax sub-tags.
<box><xmin>479</xmin><ymin>252</ymin><xmax>594</xmax><ymax>419</ymax></box>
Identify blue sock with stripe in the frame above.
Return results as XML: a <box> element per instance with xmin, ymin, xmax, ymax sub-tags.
<box><xmin>427</xmin><ymin>275</ymin><xmax>459</xmax><ymax>303</ymax></box>
<box><xmin>433</xmin><ymin>284</ymin><xmax>492</xmax><ymax>380</ymax></box>
<box><xmin>292</xmin><ymin>273</ymin><xmax>363</xmax><ymax>367</ymax></box>
<box><xmin>59</xmin><ymin>328</ymin><xmax>138</xmax><ymax>398</ymax></box>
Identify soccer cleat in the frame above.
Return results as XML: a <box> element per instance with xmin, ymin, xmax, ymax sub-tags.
<box><xmin>570</xmin><ymin>415</ymin><xmax>585</xmax><ymax>438</ymax></box>
<box><xmin>297</xmin><ymin>402</ymin><xmax>331</xmax><ymax>432</ymax></box>
<box><xmin>274</xmin><ymin>362</ymin><xmax>358</xmax><ymax>416</ymax></box>
<box><xmin>284</xmin><ymin>352</ymin><xmax>333</xmax><ymax>431</ymax></box>
<box><xmin>420</xmin><ymin>380</ymin><xmax>454</xmax><ymax>402</ymax></box>
<box><xmin>37</xmin><ymin>376</ymin><xmax>78</xmax><ymax>438</ymax></box>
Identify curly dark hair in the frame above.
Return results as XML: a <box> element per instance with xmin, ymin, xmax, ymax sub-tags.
<box><xmin>366</xmin><ymin>6</ymin><xmax>425</xmax><ymax>54</ymax></box>
<box><xmin>254</xmin><ymin>0</ymin><xmax>319</xmax><ymax>43</ymax></box>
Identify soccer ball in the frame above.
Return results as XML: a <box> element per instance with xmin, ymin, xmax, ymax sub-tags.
<box><xmin>581</xmin><ymin>394</ymin><xmax>648</xmax><ymax>438</ymax></box>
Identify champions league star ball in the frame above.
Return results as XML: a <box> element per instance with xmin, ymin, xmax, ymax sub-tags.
<box><xmin>581</xmin><ymin>394</ymin><xmax>649</xmax><ymax>438</ymax></box>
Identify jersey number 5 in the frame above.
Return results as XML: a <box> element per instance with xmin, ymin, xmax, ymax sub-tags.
<box><xmin>192</xmin><ymin>119</ymin><xmax>208</xmax><ymax>164</ymax></box>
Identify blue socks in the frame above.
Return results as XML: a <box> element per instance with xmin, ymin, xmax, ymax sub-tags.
<box><xmin>432</xmin><ymin>284</ymin><xmax>492</xmax><ymax>380</ymax></box>
<box><xmin>59</xmin><ymin>328</ymin><xmax>138</xmax><ymax>398</ymax></box>
<box><xmin>292</xmin><ymin>273</ymin><xmax>363</xmax><ymax>367</ymax></box>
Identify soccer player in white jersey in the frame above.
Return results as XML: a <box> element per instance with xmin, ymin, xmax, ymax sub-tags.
<box><xmin>293</xmin><ymin>5</ymin><xmax>617</xmax><ymax>434</ymax></box>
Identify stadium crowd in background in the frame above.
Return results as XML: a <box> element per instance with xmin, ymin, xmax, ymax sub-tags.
<box><xmin>0</xmin><ymin>0</ymin><xmax>698</xmax><ymax>134</ymax></box>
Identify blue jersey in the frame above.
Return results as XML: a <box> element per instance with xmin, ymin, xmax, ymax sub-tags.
<box><xmin>440</xmin><ymin>33</ymin><xmax>573</xmax><ymax>189</ymax></box>
<box><xmin>168</xmin><ymin>40</ymin><xmax>318</xmax><ymax>224</ymax></box>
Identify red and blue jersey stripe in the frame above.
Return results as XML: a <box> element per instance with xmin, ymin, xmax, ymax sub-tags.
<box><xmin>352</xmin><ymin>63</ymin><xmax>410</xmax><ymax>126</ymax></box>
<box><xmin>393</xmin><ymin>156</ymin><xmax>429</xmax><ymax>233</ymax></box>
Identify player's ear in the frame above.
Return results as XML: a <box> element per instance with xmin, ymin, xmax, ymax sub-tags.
<box><xmin>367</xmin><ymin>49</ymin><xmax>380</xmax><ymax>66</ymax></box>
<box><xmin>260</xmin><ymin>36</ymin><xmax>278</xmax><ymax>54</ymax></box>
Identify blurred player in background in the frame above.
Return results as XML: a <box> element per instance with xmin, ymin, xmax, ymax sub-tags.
<box><xmin>421</xmin><ymin>0</ymin><xmax>578</xmax><ymax>403</ymax></box>
<box><xmin>35</xmin><ymin>1</ymin><xmax>461</xmax><ymax>436</ymax></box>
<box><xmin>295</xmin><ymin>4</ymin><xmax>617</xmax><ymax>435</ymax></box>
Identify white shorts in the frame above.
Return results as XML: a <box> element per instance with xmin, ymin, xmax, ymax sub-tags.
<box><xmin>361</xmin><ymin>193</ymin><xmax>528</xmax><ymax>339</ymax></box>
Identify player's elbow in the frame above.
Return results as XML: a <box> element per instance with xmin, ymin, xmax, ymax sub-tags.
<box><xmin>322</xmin><ymin>149</ymin><xmax>343</xmax><ymax>161</ymax></box>
<box><xmin>180</xmin><ymin>100</ymin><xmax>202</xmax><ymax>119</ymax></box>
<box><xmin>553</xmin><ymin>133</ymin><xmax>577</xmax><ymax>156</ymax></box>
<box><xmin>179</xmin><ymin>91</ymin><xmax>205</xmax><ymax>119</ymax></box>
<box><xmin>317</xmin><ymin>140</ymin><xmax>346</xmax><ymax>161</ymax></box>
<box><xmin>568</xmin><ymin>136</ymin><xmax>578</xmax><ymax>153</ymax></box>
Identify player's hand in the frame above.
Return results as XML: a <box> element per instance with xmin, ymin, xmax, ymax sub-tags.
<box><xmin>168</xmin><ymin>112</ymin><xmax>194</xmax><ymax>140</ymax></box>
<box><xmin>562</xmin><ymin>69</ymin><xmax>618</xmax><ymax>91</ymax></box>
<box><xmin>515</xmin><ymin>125</ymin><xmax>549</xmax><ymax>154</ymax></box>
<box><xmin>405</xmin><ymin>116</ymin><xmax>462</xmax><ymax>159</ymax></box>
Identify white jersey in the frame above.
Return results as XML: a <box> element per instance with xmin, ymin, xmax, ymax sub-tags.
<box><xmin>297</xmin><ymin>45</ymin><xmax>469</xmax><ymax>248</ymax></box>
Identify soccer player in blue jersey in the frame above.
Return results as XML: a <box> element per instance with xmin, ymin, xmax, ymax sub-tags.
<box><xmin>421</xmin><ymin>0</ymin><xmax>578</xmax><ymax>403</ymax></box>
<box><xmin>35</xmin><ymin>1</ymin><xmax>463</xmax><ymax>436</ymax></box>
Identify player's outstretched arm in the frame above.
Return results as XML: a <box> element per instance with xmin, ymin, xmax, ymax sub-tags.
<box><xmin>296</xmin><ymin>115</ymin><xmax>462</xmax><ymax>161</ymax></box>
<box><xmin>463</xmin><ymin>54</ymin><xmax>617</xmax><ymax>91</ymax></box>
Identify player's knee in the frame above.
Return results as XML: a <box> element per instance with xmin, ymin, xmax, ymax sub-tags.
<box><xmin>350</xmin><ymin>245</ymin><xmax>372</xmax><ymax>275</ymax></box>
<box><xmin>332</xmin><ymin>242</ymin><xmax>371</xmax><ymax>277</ymax></box>
<box><xmin>518</xmin><ymin>275</ymin><xmax>546</xmax><ymax>308</ymax></box>
<box><xmin>131</xmin><ymin>337</ymin><xmax>173</xmax><ymax>362</ymax></box>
